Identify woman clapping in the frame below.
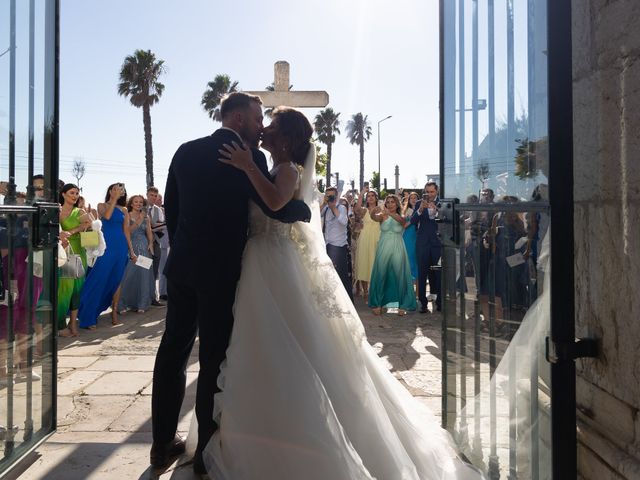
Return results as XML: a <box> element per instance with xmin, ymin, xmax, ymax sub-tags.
<box><xmin>117</xmin><ymin>195</ymin><xmax>155</xmax><ymax>314</ymax></box>
<box><xmin>368</xmin><ymin>194</ymin><xmax>417</xmax><ymax>315</ymax></box>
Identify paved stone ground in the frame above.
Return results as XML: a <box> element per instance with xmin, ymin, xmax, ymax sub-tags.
<box><xmin>7</xmin><ymin>298</ymin><xmax>446</xmax><ymax>480</ymax></box>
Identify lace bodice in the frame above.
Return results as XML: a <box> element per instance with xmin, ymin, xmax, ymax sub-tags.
<box><xmin>248</xmin><ymin>202</ymin><xmax>293</xmax><ymax>239</ymax></box>
<box><xmin>247</xmin><ymin>162</ymin><xmax>300</xmax><ymax>239</ymax></box>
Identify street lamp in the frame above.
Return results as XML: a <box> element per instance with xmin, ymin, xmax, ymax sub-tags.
<box><xmin>377</xmin><ymin>115</ymin><xmax>392</xmax><ymax>190</ymax></box>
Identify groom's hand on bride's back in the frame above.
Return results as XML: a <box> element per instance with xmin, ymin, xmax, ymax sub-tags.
<box><xmin>272</xmin><ymin>198</ymin><xmax>311</xmax><ymax>224</ymax></box>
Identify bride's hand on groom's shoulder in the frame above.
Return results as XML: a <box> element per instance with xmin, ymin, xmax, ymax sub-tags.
<box><xmin>218</xmin><ymin>141</ymin><xmax>254</xmax><ymax>172</ymax></box>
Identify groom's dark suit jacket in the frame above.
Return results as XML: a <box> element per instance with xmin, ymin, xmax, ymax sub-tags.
<box><xmin>163</xmin><ymin>128</ymin><xmax>310</xmax><ymax>286</ymax></box>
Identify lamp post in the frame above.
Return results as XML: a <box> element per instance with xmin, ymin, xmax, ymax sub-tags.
<box><xmin>377</xmin><ymin>115</ymin><xmax>392</xmax><ymax>190</ymax></box>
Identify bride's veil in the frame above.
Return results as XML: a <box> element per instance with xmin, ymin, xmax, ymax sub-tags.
<box><xmin>291</xmin><ymin>142</ymin><xmax>369</xmax><ymax>341</ymax></box>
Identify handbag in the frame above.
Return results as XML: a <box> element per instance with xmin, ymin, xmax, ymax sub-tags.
<box><xmin>60</xmin><ymin>244</ymin><xmax>85</xmax><ymax>279</ymax></box>
<box><xmin>80</xmin><ymin>230</ymin><xmax>99</xmax><ymax>248</ymax></box>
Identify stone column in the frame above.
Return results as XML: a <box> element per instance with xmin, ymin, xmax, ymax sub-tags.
<box><xmin>572</xmin><ymin>1</ymin><xmax>640</xmax><ymax>478</ymax></box>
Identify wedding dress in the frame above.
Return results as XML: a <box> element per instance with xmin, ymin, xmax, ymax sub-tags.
<box><xmin>191</xmin><ymin>146</ymin><xmax>484</xmax><ymax>480</ymax></box>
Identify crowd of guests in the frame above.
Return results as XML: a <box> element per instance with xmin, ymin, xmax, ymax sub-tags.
<box><xmin>1</xmin><ymin>174</ymin><xmax>540</xmax><ymax>355</ymax></box>
<box><xmin>321</xmin><ymin>180</ymin><xmax>542</xmax><ymax>333</ymax></box>
<box><xmin>57</xmin><ymin>183</ymin><xmax>168</xmax><ymax>337</ymax></box>
<box><xmin>321</xmin><ymin>181</ymin><xmax>444</xmax><ymax>316</ymax></box>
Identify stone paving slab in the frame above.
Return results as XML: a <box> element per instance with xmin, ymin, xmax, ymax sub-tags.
<box><xmin>57</xmin><ymin>356</ymin><xmax>100</xmax><ymax>369</ymax></box>
<box><xmin>57</xmin><ymin>342</ymin><xmax>103</xmax><ymax>357</ymax></box>
<box><xmin>63</xmin><ymin>395</ymin><xmax>137</xmax><ymax>432</ymax></box>
<box><xmin>88</xmin><ymin>355</ymin><xmax>157</xmax><ymax>372</ymax></box>
<box><xmin>56</xmin><ymin>370</ymin><xmax>104</xmax><ymax>396</ymax></box>
<box><xmin>83</xmin><ymin>372</ymin><xmax>152</xmax><ymax>396</ymax></box>
<box><xmin>14</xmin><ymin>432</ymin><xmax>156</xmax><ymax>480</ymax></box>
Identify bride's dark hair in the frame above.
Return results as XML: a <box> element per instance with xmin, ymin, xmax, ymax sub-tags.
<box><xmin>272</xmin><ymin>107</ymin><xmax>313</xmax><ymax>166</ymax></box>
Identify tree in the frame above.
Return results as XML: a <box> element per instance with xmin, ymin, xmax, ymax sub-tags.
<box><xmin>201</xmin><ymin>74</ymin><xmax>239</xmax><ymax>122</ymax></box>
<box><xmin>72</xmin><ymin>157</ymin><xmax>86</xmax><ymax>189</ymax></box>
<box><xmin>314</xmin><ymin>108</ymin><xmax>341</xmax><ymax>188</ymax></box>
<box><xmin>370</xmin><ymin>171</ymin><xmax>380</xmax><ymax>192</ymax></box>
<box><xmin>370</xmin><ymin>171</ymin><xmax>387</xmax><ymax>199</ymax></box>
<box><xmin>117</xmin><ymin>49</ymin><xmax>165</xmax><ymax>189</ymax></box>
<box><xmin>314</xmin><ymin>144</ymin><xmax>328</xmax><ymax>178</ymax></box>
<box><xmin>345</xmin><ymin>112</ymin><xmax>372</xmax><ymax>190</ymax></box>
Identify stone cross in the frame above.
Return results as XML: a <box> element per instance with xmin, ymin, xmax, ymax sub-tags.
<box><xmin>245</xmin><ymin>61</ymin><xmax>329</xmax><ymax>108</ymax></box>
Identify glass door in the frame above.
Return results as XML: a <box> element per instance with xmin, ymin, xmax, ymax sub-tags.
<box><xmin>440</xmin><ymin>0</ymin><xmax>581</xmax><ymax>478</ymax></box>
<box><xmin>0</xmin><ymin>0</ymin><xmax>59</xmax><ymax>475</ymax></box>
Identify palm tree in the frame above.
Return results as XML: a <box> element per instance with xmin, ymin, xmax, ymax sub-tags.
<box><xmin>345</xmin><ymin>113</ymin><xmax>372</xmax><ymax>190</ymax></box>
<box><xmin>117</xmin><ymin>49</ymin><xmax>165</xmax><ymax>188</ymax></box>
<box><xmin>201</xmin><ymin>74</ymin><xmax>239</xmax><ymax>122</ymax></box>
<box><xmin>314</xmin><ymin>108</ymin><xmax>341</xmax><ymax>187</ymax></box>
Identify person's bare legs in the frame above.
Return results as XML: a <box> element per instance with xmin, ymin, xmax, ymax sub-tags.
<box><xmin>479</xmin><ymin>295</ymin><xmax>504</xmax><ymax>332</ymax></box>
<box><xmin>111</xmin><ymin>287</ymin><xmax>123</xmax><ymax>326</ymax></box>
<box><xmin>59</xmin><ymin>309</ymin><xmax>80</xmax><ymax>336</ymax></box>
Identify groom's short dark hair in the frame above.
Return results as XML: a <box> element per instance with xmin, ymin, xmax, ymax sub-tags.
<box><xmin>220</xmin><ymin>92</ymin><xmax>263</xmax><ymax>119</ymax></box>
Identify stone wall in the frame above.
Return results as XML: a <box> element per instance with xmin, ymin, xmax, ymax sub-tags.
<box><xmin>572</xmin><ymin>0</ymin><xmax>640</xmax><ymax>478</ymax></box>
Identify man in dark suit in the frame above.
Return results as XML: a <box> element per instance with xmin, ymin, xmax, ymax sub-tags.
<box><xmin>411</xmin><ymin>181</ymin><xmax>442</xmax><ymax>313</ymax></box>
<box><xmin>150</xmin><ymin>92</ymin><xmax>310</xmax><ymax>473</ymax></box>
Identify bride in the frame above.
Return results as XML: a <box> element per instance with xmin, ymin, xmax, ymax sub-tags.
<box><xmin>191</xmin><ymin>106</ymin><xmax>484</xmax><ymax>480</ymax></box>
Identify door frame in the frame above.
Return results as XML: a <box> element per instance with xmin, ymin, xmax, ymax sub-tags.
<box><xmin>438</xmin><ymin>0</ymin><xmax>579</xmax><ymax>477</ymax></box>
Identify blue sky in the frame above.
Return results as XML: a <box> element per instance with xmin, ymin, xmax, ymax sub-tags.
<box><xmin>57</xmin><ymin>0</ymin><xmax>440</xmax><ymax>205</ymax></box>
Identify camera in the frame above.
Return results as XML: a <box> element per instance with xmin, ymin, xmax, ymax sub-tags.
<box><xmin>327</xmin><ymin>194</ymin><xmax>336</xmax><ymax>202</ymax></box>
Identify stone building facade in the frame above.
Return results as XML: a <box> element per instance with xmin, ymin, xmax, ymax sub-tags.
<box><xmin>573</xmin><ymin>1</ymin><xmax>640</xmax><ymax>478</ymax></box>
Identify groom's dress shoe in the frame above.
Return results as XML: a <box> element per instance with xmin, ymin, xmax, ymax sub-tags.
<box><xmin>193</xmin><ymin>451</ymin><xmax>207</xmax><ymax>475</ymax></box>
<box><xmin>150</xmin><ymin>434</ymin><xmax>186</xmax><ymax>470</ymax></box>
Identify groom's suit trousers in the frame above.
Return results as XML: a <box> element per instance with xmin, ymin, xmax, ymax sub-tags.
<box><xmin>152</xmin><ymin>274</ymin><xmax>239</xmax><ymax>453</ymax></box>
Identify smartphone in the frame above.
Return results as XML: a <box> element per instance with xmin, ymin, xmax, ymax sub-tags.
<box><xmin>422</xmin><ymin>193</ymin><xmax>429</xmax><ymax>201</ymax></box>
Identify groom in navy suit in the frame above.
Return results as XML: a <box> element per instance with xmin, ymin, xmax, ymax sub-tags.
<box><xmin>411</xmin><ymin>181</ymin><xmax>442</xmax><ymax>313</ymax></box>
<box><xmin>150</xmin><ymin>92</ymin><xmax>311</xmax><ymax>473</ymax></box>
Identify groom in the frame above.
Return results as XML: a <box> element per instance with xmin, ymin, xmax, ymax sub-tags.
<box><xmin>150</xmin><ymin>92</ymin><xmax>311</xmax><ymax>473</ymax></box>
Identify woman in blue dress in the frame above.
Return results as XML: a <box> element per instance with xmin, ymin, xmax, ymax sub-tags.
<box><xmin>368</xmin><ymin>194</ymin><xmax>417</xmax><ymax>315</ymax></box>
<box><xmin>117</xmin><ymin>195</ymin><xmax>155</xmax><ymax>314</ymax></box>
<box><xmin>402</xmin><ymin>192</ymin><xmax>419</xmax><ymax>281</ymax></box>
<box><xmin>78</xmin><ymin>184</ymin><xmax>132</xmax><ymax>329</ymax></box>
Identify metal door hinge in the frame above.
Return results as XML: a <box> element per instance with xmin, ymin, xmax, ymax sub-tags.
<box><xmin>32</xmin><ymin>202</ymin><xmax>60</xmax><ymax>250</ymax></box>
<box><xmin>546</xmin><ymin>337</ymin><xmax>598</xmax><ymax>363</ymax></box>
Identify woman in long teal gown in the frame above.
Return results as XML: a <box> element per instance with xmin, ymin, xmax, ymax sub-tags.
<box><xmin>78</xmin><ymin>184</ymin><xmax>131</xmax><ymax>329</ymax></box>
<box><xmin>402</xmin><ymin>192</ymin><xmax>419</xmax><ymax>280</ymax></box>
<box><xmin>368</xmin><ymin>194</ymin><xmax>417</xmax><ymax>315</ymax></box>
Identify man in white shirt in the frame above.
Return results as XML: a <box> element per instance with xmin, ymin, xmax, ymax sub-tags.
<box><xmin>321</xmin><ymin>187</ymin><xmax>353</xmax><ymax>301</ymax></box>
<box><xmin>147</xmin><ymin>186</ymin><xmax>166</xmax><ymax>306</ymax></box>
<box><xmin>154</xmin><ymin>194</ymin><xmax>170</xmax><ymax>300</ymax></box>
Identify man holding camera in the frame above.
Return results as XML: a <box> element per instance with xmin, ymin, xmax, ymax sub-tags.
<box><xmin>321</xmin><ymin>187</ymin><xmax>353</xmax><ymax>301</ymax></box>
<box><xmin>410</xmin><ymin>181</ymin><xmax>442</xmax><ymax>313</ymax></box>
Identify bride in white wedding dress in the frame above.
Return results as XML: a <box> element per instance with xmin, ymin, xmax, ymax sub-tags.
<box><xmin>190</xmin><ymin>107</ymin><xmax>484</xmax><ymax>480</ymax></box>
